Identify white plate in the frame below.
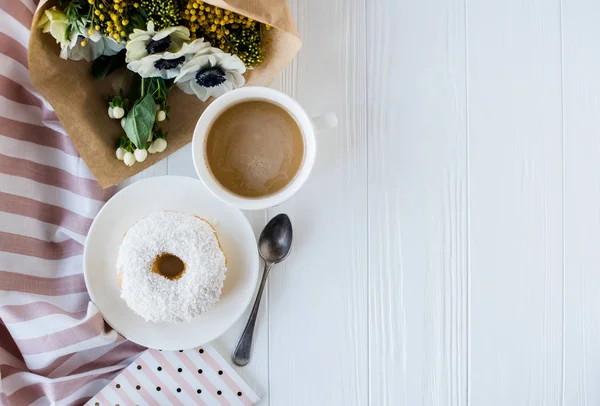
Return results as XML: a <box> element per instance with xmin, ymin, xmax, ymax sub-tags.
<box><xmin>84</xmin><ymin>176</ymin><xmax>259</xmax><ymax>350</ymax></box>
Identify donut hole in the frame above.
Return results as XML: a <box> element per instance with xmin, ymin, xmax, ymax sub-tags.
<box><xmin>152</xmin><ymin>253</ymin><xmax>186</xmax><ymax>280</ymax></box>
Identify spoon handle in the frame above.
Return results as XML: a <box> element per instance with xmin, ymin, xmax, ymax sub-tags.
<box><xmin>232</xmin><ymin>261</ymin><xmax>272</xmax><ymax>366</ymax></box>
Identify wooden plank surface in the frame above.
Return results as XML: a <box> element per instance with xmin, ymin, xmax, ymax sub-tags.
<box><xmin>113</xmin><ymin>0</ymin><xmax>600</xmax><ymax>404</ymax></box>
<box><xmin>467</xmin><ymin>1</ymin><xmax>564</xmax><ymax>404</ymax></box>
<box><xmin>265</xmin><ymin>0</ymin><xmax>368</xmax><ymax>404</ymax></box>
<box><xmin>562</xmin><ymin>0</ymin><xmax>600</xmax><ymax>403</ymax></box>
<box><xmin>366</xmin><ymin>0</ymin><xmax>468</xmax><ymax>405</ymax></box>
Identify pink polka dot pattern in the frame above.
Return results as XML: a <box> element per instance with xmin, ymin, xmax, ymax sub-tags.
<box><xmin>85</xmin><ymin>344</ymin><xmax>259</xmax><ymax>405</ymax></box>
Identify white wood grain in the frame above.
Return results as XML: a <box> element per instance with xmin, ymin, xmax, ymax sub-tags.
<box><xmin>562</xmin><ymin>1</ymin><xmax>600</xmax><ymax>403</ymax></box>
<box><xmin>108</xmin><ymin>0</ymin><xmax>600</xmax><ymax>404</ymax></box>
<box><xmin>265</xmin><ymin>0</ymin><xmax>368</xmax><ymax>404</ymax></box>
<box><xmin>367</xmin><ymin>1</ymin><xmax>468</xmax><ymax>405</ymax></box>
<box><xmin>120</xmin><ymin>157</ymin><xmax>168</xmax><ymax>187</ymax></box>
<box><xmin>467</xmin><ymin>1</ymin><xmax>564</xmax><ymax>404</ymax></box>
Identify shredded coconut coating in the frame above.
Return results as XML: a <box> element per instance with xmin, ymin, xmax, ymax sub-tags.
<box><xmin>117</xmin><ymin>211</ymin><xmax>227</xmax><ymax>323</ymax></box>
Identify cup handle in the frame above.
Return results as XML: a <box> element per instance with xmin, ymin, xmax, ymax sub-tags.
<box><xmin>311</xmin><ymin>112</ymin><xmax>337</xmax><ymax>134</ymax></box>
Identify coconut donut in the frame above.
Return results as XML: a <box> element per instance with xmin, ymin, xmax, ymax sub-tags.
<box><xmin>117</xmin><ymin>211</ymin><xmax>227</xmax><ymax>323</ymax></box>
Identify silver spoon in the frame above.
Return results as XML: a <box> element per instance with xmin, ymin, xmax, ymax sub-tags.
<box><xmin>232</xmin><ymin>213</ymin><xmax>293</xmax><ymax>366</ymax></box>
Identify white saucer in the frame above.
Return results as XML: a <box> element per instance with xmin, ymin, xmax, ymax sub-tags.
<box><xmin>83</xmin><ymin>176</ymin><xmax>259</xmax><ymax>350</ymax></box>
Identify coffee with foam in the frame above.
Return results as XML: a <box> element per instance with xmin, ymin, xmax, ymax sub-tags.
<box><xmin>205</xmin><ymin>100</ymin><xmax>304</xmax><ymax>198</ymax></box>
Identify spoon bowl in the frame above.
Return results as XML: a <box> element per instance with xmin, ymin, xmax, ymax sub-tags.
<box><xmin>258</xmin><ymin>214</ymin><xmax>293</xmax><ymax>264</ymax></box>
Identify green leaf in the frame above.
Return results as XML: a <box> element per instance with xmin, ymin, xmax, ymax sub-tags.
<box><xmin>145</xmin><ymin>77</ymin><xmax>174</xmax><ymax>104</ymax></box>
<box><xmin>153</xmin><ymin>126</ymin><xmax>168</xmax><ymax>140</ymax></box>
<box><xmin>129</xmin><ymin>7</ymin><xmax>149</xmax><ymax>30</ymax></box>
<box><xmin>91</xmin><ymin>50</ymin><xmax>126</xmax><ymax>80</ymax></box>
<box><xmin>109</xmin><ymin>95</ymin><xmax>122</xmax><ymax>108</ymax></box>
<box><xmin>123</xmin><ymin>94</ymin><xmax>155</xmax><ymax>149</ymax></box>
<box><xmin>116</xmin><ymin>136</ymin><xmax>134</xmax><ymax>152</ymax></box>
<box><xmin>145</xmin><ymin>78</ymin><xmax>160</xmax><ymax>98</ymax></box>
<box><xmin>128</xmin><ymin>74</ymin><xmax>142</xmax><ymax>102</ymax></box>
<box><xmin>164</xmin><ymin>78</ymin><xmax>175</xmax><ymax>89</ymax></box>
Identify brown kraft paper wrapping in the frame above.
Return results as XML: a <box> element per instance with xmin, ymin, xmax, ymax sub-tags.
<box><xmin>29</xmin><ymin>0</ymin><xmax>301</xmax><ymax>188</ymax></box>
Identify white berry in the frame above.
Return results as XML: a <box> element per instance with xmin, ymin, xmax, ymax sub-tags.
<box><xmin>153</xmin><ymin>138</ymin><xmax>167</xmax><ymax>153</ymax></box>
<box><xmin>156</xmin><ymin>110</ymin><xmax>166</xmax><ymax>122</ymax></box>
<box><xmin>134</xmin><ymin>148</ymin><xmax>148</xmax><ymax>162</ymax></box>
<box><xmin>155</xmin><ymin>104</ymin><xmax>161</xmax><ymax>112</ymax></box>
<box><xmin>116</xmin><ymin>147</ymin><xmax>126</xmax><ymax>160</ymax></box>
<box><xmin>120</xmin><ymin>118</ymin><xmax>126</xmax><ymax>129</ymax></box>
<box><xmin>148</xmin><ymin>143</ymin><xmax>157</xmax><ymax>154</ymax></box>
<box><xmin>123</xmin><ymin>152</ymin><xmax>135</xmax><ymax>166</ymax></box>
<box><xmin>108</xmin><ymin>106</ymin><xmax>115</xmax><ymax>119</ymax></box>
<box><xmin>113</xmin><ymin>106</ymin><xmax>125</xmax><ymax>119</ymax></box>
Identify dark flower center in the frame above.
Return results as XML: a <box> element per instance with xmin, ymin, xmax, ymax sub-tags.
<box><xmin>154</xmin><ymin>56</ymin><xmax>185</xmax><ymax>70</ymax></box>
<box><xmin>146</xmin><ymin>36</ymin><xmax>171</xmax><ymax>54</ymax></box>
<box><xmin>195</xmin><ymin>67</ymin><xmax>226</xmax><ymax>88</ymax></box>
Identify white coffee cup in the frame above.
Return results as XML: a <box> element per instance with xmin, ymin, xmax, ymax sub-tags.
<box><xmin>192</xmin><ymin>87</ymin><xmax>337</xmax><ymax>210</ymax></box>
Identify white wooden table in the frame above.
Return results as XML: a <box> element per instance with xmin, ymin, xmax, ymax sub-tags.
<box><xmin>124</xmin><ymin>0</ymin><xmax>600</xmax><ymax>404</ymax></box>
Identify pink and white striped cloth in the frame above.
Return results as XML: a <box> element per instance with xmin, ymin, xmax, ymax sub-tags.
<box><xmin>0</xmin><ymin>1</ymin><xmax>146</xmax><ymax>404</ymax></box>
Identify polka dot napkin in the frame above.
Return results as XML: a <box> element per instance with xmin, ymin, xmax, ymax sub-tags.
<box><xmin>85</xmin><ymin>345</ymin><xmax>259</xmax><ymax>405</ymax></box>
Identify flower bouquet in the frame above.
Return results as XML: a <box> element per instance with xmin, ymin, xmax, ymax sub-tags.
<box><xmin>29</xmin><ymin>0</ymin><xmax>301</xmax><ymax>187</ymax></box>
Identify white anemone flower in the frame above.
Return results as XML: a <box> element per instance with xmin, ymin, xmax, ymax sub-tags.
<box><xmin>127</xmin><ymin>38</ymin><xmax>210</xmax><ymax>79</ymax></box>
<box><xmin>175</xmin><ymin>50</ymin><xmax>246</xmax><ymax>102</ymax></box>
<box><xmin>37</xmin><ymin>7</ymin><xmax>69</xmax><ymax>46</ymax></box>
<box><xmin>126</xmin><ymin>21</ymin><xmax>190</xmax><ymax>63</ymax></box>
<box><xmin>60</xmin><ymin>29</ymin><xmax>124</xmax><ymax>62</ymax></box>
